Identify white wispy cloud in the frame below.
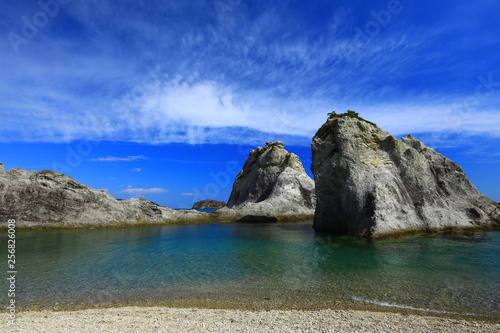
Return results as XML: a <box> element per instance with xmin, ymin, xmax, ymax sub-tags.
<box><xmin>181</xmin><ymin>193</ymin><xmax>195</xmax><ymax>196</ymax></box>
<box><xmin>132</xmin><ymin>168</ymin><xmax>141</xmax><ymax>172</ymax></box>
<box><xmin>88</xmin><ymin>155</ymin><xmax>147</xmax><ymax>162</ymax></box>
<box><xmin>120</xmin><ymin>187</ymin><xmax>168</xmax><ymax>195</ymax></box>
<box><xmin>115</xmin><ymin>76</ymin><xmax>327</xmax><ymax>140</ymax></box>
<box><xmin>0</xmin><ymin>1</ymin><xmax>498</xmax><ymax>147</ymax></box>
<box><xmin>351</xmin><ymin>102</ymin><xmax>500</xmax><ymax>138</ymax></box>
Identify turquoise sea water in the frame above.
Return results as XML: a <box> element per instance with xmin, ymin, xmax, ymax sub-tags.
<box><xmin>193</xmin><ymin>208</ymin><xmax>219</xmax><ymax>213</ymax></box>
<box><xmin>1</xmin><ymin>222</ymin><xmax>499</xmax><ymax>317</ymax></box>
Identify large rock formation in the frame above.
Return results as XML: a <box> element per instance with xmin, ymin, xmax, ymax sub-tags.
<box><xmin>192</xmin><ymin>199</ymin><xmax>226</xmax><ymax>209</ymax></box>
<box><xmin>312</xmin><ymin>112</ymin><xmax>500</xmax><ymax>238</ymax></box>
<box><xmin>217</xmin><ymin>141</ymin><xmax>316</xmax><ymax>221</ymax></box>
<box><xmin>0</xmin><ymin>162</ymin><xmax>206</xmax><ymax>229</ymax></box>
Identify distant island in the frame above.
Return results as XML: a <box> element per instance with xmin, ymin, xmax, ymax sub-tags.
<box><xmin>192</xmin><ymin>199</ymin><xmax>227</xmax><ymax>209</ymax></box>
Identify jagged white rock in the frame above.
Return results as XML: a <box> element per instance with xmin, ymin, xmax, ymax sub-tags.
<box><xmin>312</xmin><ymin>116</ymin><xmax>500</xmax><ymax>238</ymax></box>
<box><xmin>0</xmin><ymin>164</ymin><xmax>206</xmax><ymax>229</ymax></box>
<box><xmin>0</xmin><ymin>141</ymin><xmax>316</xmax><ymax>228</ymax></box>
<box><xmin>217</xmin><ymin>141</ymin><xmax>315</xmax><ymax>221</ymax></box>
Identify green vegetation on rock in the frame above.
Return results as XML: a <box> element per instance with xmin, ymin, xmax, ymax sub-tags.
<box><xmin>38</xmin><ymin>170</ymin><xmax>61</xmax><ymax>176</ymax></box>
<box><xmin>315</xmin><ymin>110</ymin><xmax>376</xmax><ymax>139</ymax></box>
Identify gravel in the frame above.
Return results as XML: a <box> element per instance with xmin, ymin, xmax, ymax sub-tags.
<box><xmin>2</xmin><ymin>306</ymin><xmax>498</xmax><ymax>333</ymax></box>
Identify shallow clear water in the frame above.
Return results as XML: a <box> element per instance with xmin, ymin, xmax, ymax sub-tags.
<box><xmin>177</xmin><ymin>208</ymin><xmax>219</xmax><ymax>213</ymax></box>
<box><xmin>193</xmin><ymin>208</ymin><xmax>219</xmax><ymax>213</ymax></box>
<box><xmin>1</xmin><ymin>222</ymin><xmax>499</xmax><ymax>317</ymax></box>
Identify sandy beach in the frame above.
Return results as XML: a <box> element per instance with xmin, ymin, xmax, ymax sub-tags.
<box><xmin>2</xmin><ymin>306</ymin><xmax>499</xmax><ymax>333</ymax></box>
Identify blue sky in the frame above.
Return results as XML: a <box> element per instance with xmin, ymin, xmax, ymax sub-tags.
<box><xmin>1</xmin><ymin>0</ymin><xmax>499</xmax><ymax>207</ymax></box>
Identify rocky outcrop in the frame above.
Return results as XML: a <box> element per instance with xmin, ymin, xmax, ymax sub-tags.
<box><xmin>217</xmin><ymin>141</ymin><xmax>316</xmax><ymax>221</ymax></box>
<box><xmin>0</xmin><ymin>143</ymin><xmax>316</xmax><ymax>228</ymax></box>
<box><xmin>0</xmin><ymin>164</ymin><xmax>207</xmax><ymax>229</ymax></box>
<box><xmin>312</xmin><ymin>113</ymin><xmax>500</xmax><ymax>238</ymax></box>
<box><xmin>192</xmin><ymin>199</ymin><xmax>226</xmax><ymax>209</ymax></box>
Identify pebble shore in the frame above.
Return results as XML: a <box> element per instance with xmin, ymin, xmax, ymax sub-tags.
<box><xmin>2</xmin><ymin>306</ymin><xmax>499</xmax><ymax>333</ymax></box>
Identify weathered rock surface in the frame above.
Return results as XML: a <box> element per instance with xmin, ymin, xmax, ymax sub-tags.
<box><xmin>218</xmin><ymin>141</ymin><xmax>316</xmax><ymax>221</ymax></box>
<box><xmin>0</xmin><ymin>163</ymin><xmax>207</xmax><ymax>229</ymax></box>
<box><xmin>0</xmin><ymin>142</ymin><xmax>315</xmax><ymax>228</ymax></box>
<box><xmin>192</xmin><ymin>199</ymin><xmax>226</xmax><ymax>209</ymax></box>
<box><xmin>312</xmin><ymin>114</ymin><xmax>500</xmax><ymax>238</ymax></box>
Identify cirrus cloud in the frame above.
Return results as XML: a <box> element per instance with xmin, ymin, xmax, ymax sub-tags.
<box><xmin>120</xmin><ymin>187</ymin><xmax>168</xmax><ymax>195</ymax></box>
<box><xmin>0</xmin><ymin>0</ymin><xmax>499</xmax><ymax>147</ymax></box>
<box><xmin>88</xmin><ymin>155</ymin><xmax>147</xmax><ymax>162</ymax></box>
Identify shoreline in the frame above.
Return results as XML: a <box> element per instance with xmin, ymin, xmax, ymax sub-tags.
<box><xmin>5</xmin><ymin>222</ymin><xmax>499</xmax><ymax>331</ymax></box>
<box><xmin>0</xmin><ymin>214</ymin><xmax>316</xmax><ymax>232</ymax></box>
<box><xmin>3</xmin><ymin>305</ymin><xmax>499</xmax><ymax>332</ymax></box>
<box><xmin>2</xmin><ymin>217</ymin><xmax>498</xmax><ymax>242</ymax></box>
<box><xmin>14</xmin><ymin>296</ymin><xmax>500</xmax><ymax>323</ymax></box>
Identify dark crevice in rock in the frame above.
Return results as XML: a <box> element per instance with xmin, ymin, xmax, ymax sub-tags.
<box><xmin>312</xmin><ymin>116</ymin><xmax>499</xmax><ymax>238</ymax></box>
